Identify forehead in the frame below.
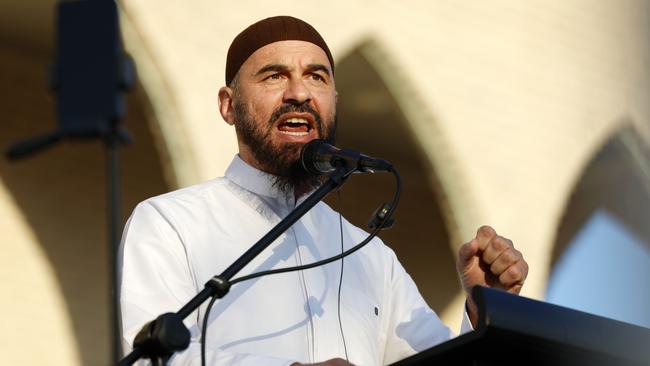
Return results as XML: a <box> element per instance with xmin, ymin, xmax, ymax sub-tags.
<box><xmin>239</xmin><ymin>40</ymin><xmax>332</xmax><ymax>75</ymax></box>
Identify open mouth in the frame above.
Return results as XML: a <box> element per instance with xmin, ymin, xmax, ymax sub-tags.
<box><xmin>277</xmin><ymin>117</ymin><xmax>313</xmax><ymax>136</ymax></box>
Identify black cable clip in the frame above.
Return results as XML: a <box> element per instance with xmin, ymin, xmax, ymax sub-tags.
<box><xmin>206</xmin><ymin>275</ymin><xmax>231</xmax><ymax>298</ymax></box>
<box><xmin>368</xmin><ymin>203</ymin><xmax>395</xmax><ymax>230</ymax></box>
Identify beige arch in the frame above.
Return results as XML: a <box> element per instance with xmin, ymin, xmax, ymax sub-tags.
<box><xmin>0</xmin><ymin>179</ymin><xmax>80</xmax><ymax>365</ymax></box>
<box><xmin>343</xmin><ymin>36</ymin><xmax>484</xmax><ymax>248</ymax></box>
<box><xmin>119</xmin><ymin>5</ymin><xmax>200</xmax><ymax>189</ymax></box>
<box><xmin>332</xmin><ymin>37</ymin><xmax>484</xmax><ymax>330</ymax></box>
<box><xmin>550</xmin><ymin>121</ymin><xmax>650</xmax><ymax>277</ymax></box>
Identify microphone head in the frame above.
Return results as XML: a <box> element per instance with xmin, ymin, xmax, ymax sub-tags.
<box><xmin>301</xmin><ymin>139</ymin><xmax>391</xmax><ymax>175</ymax></box>
<box><xmin>301</xmin><ymin>139</ymin><xmax>330</xmax><ymax>175</ymax></box>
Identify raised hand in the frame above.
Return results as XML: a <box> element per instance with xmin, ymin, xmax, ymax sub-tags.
<box><xmin>456</xmin><ymin>225</ymin><xmax>528</xmax><ymax>325</ymax></box>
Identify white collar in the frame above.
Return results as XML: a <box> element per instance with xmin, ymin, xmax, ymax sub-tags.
<box><xmin>224</xmin><ymin>154</ymin><xmax>297</xmax><ymax>210</ymax></box>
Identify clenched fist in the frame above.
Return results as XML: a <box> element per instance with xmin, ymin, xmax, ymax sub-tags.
<box><xmin>456</xmin><ymin>225</ymin><xmax>529</xmax><ymax>326</ymax></box>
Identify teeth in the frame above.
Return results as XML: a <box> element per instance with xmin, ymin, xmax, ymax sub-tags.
<box><xmin>284</xmin><ymin>118</ymin><xmax>308</xmax><ymax>124</ymax></box>
<box><xmin>279</xmin><ymin>131</ymin><xmax>309</xmax><ymax>136</ymax></box>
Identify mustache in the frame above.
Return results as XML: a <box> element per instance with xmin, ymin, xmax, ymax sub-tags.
<box><xmin>269</xmin><ymin>103</ymin><xmax>322</xmax><ymax>126</ymax></box>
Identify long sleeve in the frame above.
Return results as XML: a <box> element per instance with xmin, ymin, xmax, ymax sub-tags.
<box><xmin>118</xmin><ymin>201</ymin><xmax>296</xmax><ymax>366</ymax></box>
<box><xmin>380</xmin><ymin>249</ymin><xmax>461</xmax><ymax>365</ymax></box>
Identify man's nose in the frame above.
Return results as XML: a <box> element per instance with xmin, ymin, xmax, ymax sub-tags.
<box><xmin>283</xmin><ymin>77</ymin><xmax>313</xmax><ymax>104</ymax></box>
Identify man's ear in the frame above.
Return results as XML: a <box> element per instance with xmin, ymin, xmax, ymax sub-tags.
<box><xmin>218</xmin><ymin>86</ymin><xmax>235</xmax><ymax>125</ymax></box>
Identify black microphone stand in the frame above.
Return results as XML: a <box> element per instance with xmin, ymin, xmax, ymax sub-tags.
<box><xmin>6</xmin><ymin>2</ymin><xmax>134</xmax><ymax>364</ymax></box>
<box><xmin>119</xmin><ymin>165</ymin><xmax>356</xmax><ymax>365</ymax></box>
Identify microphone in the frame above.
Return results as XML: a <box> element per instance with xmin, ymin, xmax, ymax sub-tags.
<box><xmin>301</xmin><ymin>139</ymin><xmax>393</xmax><ymax>175</ymax></box>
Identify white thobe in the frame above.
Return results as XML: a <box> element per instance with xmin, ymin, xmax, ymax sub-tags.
<box><xmin>118</xmin><ymin>155</ymin><xmax>471</xmax><ymax>365</ymax></box>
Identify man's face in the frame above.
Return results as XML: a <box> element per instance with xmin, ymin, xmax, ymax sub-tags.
<box><xmin>221</xmin><ymin>40</ymin><xmax>338</xmax><ymax>193</ymax></box>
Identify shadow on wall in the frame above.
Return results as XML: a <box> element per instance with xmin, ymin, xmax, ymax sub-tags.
<box><xmin>549</xmin><ymin>125</ymin><xmax>650</xmax><ymax>326</ymax></box>
<box><xmin>325</xmin><ymin>40</ymin><xmax>460</xmax><ymax>314</ymax></box>
<box><xmin>553</xmin><ymin>125</ymin><xmax>650</xmax><ymax>264</ymax></box>
<box><xmin>0</xmin><ymin>45</ymin><xmax>168</xmax><ymax>364</ymax></box>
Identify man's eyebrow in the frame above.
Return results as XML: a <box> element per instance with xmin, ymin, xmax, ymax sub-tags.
<box><xmin>306</xmin><ymin>64</ymin><xmax>331</xmax><ymax>76</ymax></box>
<box><xmin>255</xmin><ymin>64</ymin><xmax>289</xmax><ymax>76</ymax></box>
<box><xmin>254</xmin><ymin>63</ymin><xmax>332</xmax><ymax>77</ymax></box>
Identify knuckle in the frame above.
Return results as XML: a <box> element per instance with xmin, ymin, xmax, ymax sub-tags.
<box><xmin>514</xmin><ymin>249</ymin><xmax>522</xmax><ymax>259</ymax></box>
<box><xmin>490</xmin><ymin>261</ymin><xmax>500</xmax><ymax>273</ymax></box>
<box><xmin>483</xmin><ymin>251</ymin><xmax>497</xmax><ymax>264</ymax></box>
<box><xmin>496</xmin><ymin>236</ymin><xmax>512</xmax><ymax>248</ymax></box>
<box><xmin>490</xmin><ymin>236</ymin><xmax>502</xmax><ymax>248</ymax></box>
<box><xmin>508</xmin><ymin>266</ymin><xmax>521</xmax><ymax>278</ymax></box>
<box><xmin>503</xmin><ymin>250</ymin><xmax>516</xmax><ymax>263</ymax></box>
<box><xmin>499</xmin><ymin>271</ymin><xmax>511</xmax><ymax>284</ymax></box>
<box><xmin>477</xmin><ymin>225</ymin><xmax>496</xmax><ymax>237</ymax></box>
<box><xmin>494</xmin><ymin>237</ymin><xmax>508</xmax><ymax>250</ymax></box>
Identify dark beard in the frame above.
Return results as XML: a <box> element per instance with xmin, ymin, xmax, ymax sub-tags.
<box><xmin>233</xmin><ymin>100</ymin><xmax>337</xmax><ymax>196</ymax></box>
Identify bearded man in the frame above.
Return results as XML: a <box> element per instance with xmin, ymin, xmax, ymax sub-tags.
<box><xmin>118</xmin><ymin>16</ymin><xmax>528</xmax><ymax>366</ymax></box>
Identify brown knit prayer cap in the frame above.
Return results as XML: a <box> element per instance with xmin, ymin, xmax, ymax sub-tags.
<box><xmin>225</xmin><ymin>16</ymin><xmax>334</xmax><ymax>85</ymax></box>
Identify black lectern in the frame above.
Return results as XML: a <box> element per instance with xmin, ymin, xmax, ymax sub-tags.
<box><xmin>392</xmin><ymin>286</ymin><xmax>650</xmax><ymax>366</ymax></box>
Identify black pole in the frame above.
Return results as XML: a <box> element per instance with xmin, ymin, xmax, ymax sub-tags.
<box><xmin>119</xmin><ymin>166</ymin><xmax>354</xmax><ymax>365</ymax></box>
<box><xmin>4</xmin><ymin>2</ymin><xmax>135</xmax><ymax>364</ymax></box>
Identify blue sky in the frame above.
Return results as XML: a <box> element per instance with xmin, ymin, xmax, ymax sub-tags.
<box><xmin>546</xmin><ymin>209</ymin><xmax>650</xmax><ymax>328</ymax></box>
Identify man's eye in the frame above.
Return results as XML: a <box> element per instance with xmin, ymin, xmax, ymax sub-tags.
<box><xmin>309</xmin><ymin>73</ymin><xmax>325</xmax><ymax>82</ymax></box>
<box><xmin>265</xmin><ymin>73</ymin><xmax>283</xmax><ymax>80</ymax></box>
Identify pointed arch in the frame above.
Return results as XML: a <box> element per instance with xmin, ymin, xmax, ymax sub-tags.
<box><xmin>552</xmin><ymin>123</ymin><xmax>650</xmax><ymax>266</ymax></box>
<box><xmin>119</xmin><ymin>5</ymin><xmax>200</xmax><ymax>188</ymax></box>
<box><xmin>0</xmin><ymin>43</ymin><xmax>170</xmax><ymax>364</ymax></box>
<box><xmin>547</xmin><ymin>122</ymin><xmax>650</xmax><ymax>325</ymax></box>
<box><xmin>326</xmin><ymin>37</ymin><xmax>468</xmax><ymax>320</ymax></box>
